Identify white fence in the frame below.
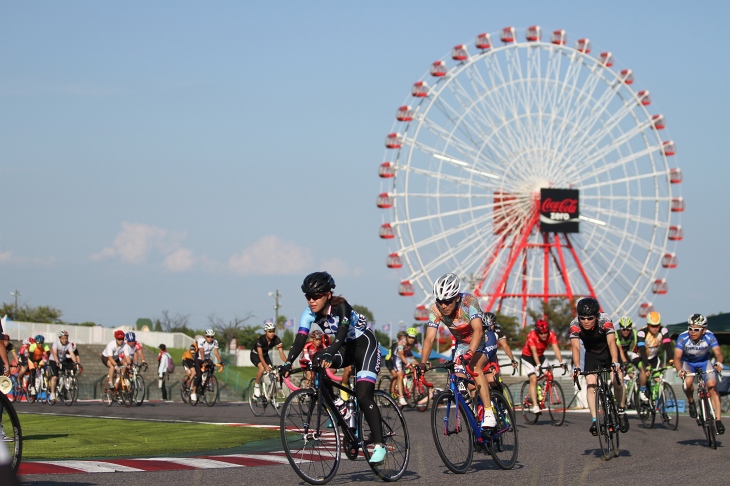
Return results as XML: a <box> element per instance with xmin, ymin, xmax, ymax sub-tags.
<box><xmin>3</xmin><ymin>320</ymin><xmax>194</xmax><ymax>349</ymax></box>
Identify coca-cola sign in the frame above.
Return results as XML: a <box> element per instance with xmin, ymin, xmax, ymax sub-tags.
<box><xmin>540</xmin><ymin>188</ymin><xmax>579</xmax><ymax>233</ymax></box>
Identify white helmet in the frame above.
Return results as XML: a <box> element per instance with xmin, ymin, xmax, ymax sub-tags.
<box><xmin>433</xmin><ymin>273</ymin><xmax>461</xmax><ymax>301</ymax></box>
<box><xmin>688</xmin><ymin>313</ymin><xmax>707</xmax><ymax>328</ymax></box>
<box><xmin>264</xmin><ymin>321</ymin><xmax>276</xmax><ymax>332</ymax></box>
<box><xmin>204</xmin><ymin>329</ymin><xmax>215</xmax><ymax>337</ymax></box>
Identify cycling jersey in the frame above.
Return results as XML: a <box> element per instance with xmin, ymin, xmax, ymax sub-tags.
<box><xmin>29</xmin><ymin>343</ymin><xmax>50</xmax><ymax>362</ymax></box>
<box><xmin>615</xmin><ymin>329</ymin><xmax>638</xmax><ymax>355</ymax></box>
<box><xmin>50</xmin><ymin>341</ymin><xmax>76</xmax><ymax>362</ymax></box>
<box><xmin>394</xmin><ymin>339</ymin><xmax>418</xmax><ymax>372</ymax></box>
<box><xmin>296</xmin><ymin>303</ymin><xmax>372</xmax><ymax>343</ymax></box>
<box><xmin>301</xmin><ymin>340</ymin><xmax>325</xmax><ymax>364</ymax></box>
<box><xmin>101</xmin><ymin>340</ymin><xmax>124</xmax><ymax>359</ymax></box>
<box><xmin>521</xmin><ymin>330</ymin><xmax>558</xmax><ymax>358</ymax></box>
<box><xmin>197</xmin><ymin>337</ymin><xmax>220</xmax><ymax>360</ymax></box>
<box><xmin>637</xmin><ymin>325</ymin><xmax>672</xmax><ymax>362</ymax></box>
<box><xmin>18</xmin><ymin>344</ymin><xmax>29</xmax><ymax>364</ymax></box>
<box><xmin>569</xmin><ymin>313</ymin><xmax>614</xmax><ymax>355</ymax></box>
<box><xmin>675</xmin><ymin>331</ymin><xmax>719</xmax><ymax>363</ymax></box>
<box><xmin>427</xmin><ymin>293</ymin><xmax>483</xmax><ymax>344</ymax></box>
<box><xmin>120</xmin><ymin>342</ymin><xmax>142</xmax><ymax>360</ymax></box>
<box><xmin>250</xmin><ymin>334</ymin><xmax>282</xmax><ymax>364</ymax></box>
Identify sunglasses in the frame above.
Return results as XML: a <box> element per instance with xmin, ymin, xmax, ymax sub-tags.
<box><xmin>305</xmin><ymin>293</ymin><xmax>326</xmax><ymax>301</ymax></box>
<box><xmin>266</xmin><ymin>330</ymin><xmax>276</xmax><ymax>333</ymax></box>
<box><xmin>688</xmin><ymin>326</ymin><xmax>704</xmax><ymax>332</ymax></box>
<box><xmin>578</xmin><ymin>316</ymin><xmax>596</xmax><ymax>321</ymax></box>
<box><xmin>436</xmin><ymin>297</ymin><xmax>457</xmax><ymax>306</ymax></box>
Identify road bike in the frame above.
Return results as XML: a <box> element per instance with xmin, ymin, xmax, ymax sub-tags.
<box><xmin>196</xmin><ymin>360</ymin><xmax>221</xmax><ymax>407</ymax></box>
<box><xmin>0</xmin><ymin>386</ymin><xmax>22</xmax><ymax>473</ymax></box>
<box><xmin>684</xmin><ymin>369</ymin><xmax>720</xmax><ymax>449</ymax></box>
<box><xmin>104</xmin><ymin>366</ymin><xmax>134</xmax><ymax>407</ymax></box>
<box><xmin>520</xmin><ymin>363</ymin><xmax>568</xmax><ymax>426</ymax></box>
<box><xmin>279</xmin><ymin>362</ymin><xmax>409</xmax><ymax>484</ymax></box>
<box><xmin>180</xmin><ymin>373</ymin><xmax>192</xmax><ymax>403</ymax></box>
<box><xmin>127</xmin><ymin>363</ymin><xmax>147</xmax><ymax>406</ymax></box>
<box><xmin>636</xmin><ymin>366</ymin><xmax>678</xmax><ymax>430</ymax></box>
<box><xmin>422</xmin><ymin>360</ymin><xmax>518</xmax><ymax>473</ymax></box>
<box><xmin>576</xmin><ymin>369</ymin><xmax>621</xmax><ymax>461</ymax></box>
<box><xmin>27</xmin><ymin>364</ymin><xmax>50</xmax><ymax>404</ymax></box>
<box><xmin>247</xmin><ymin>368</ymin><xmax>287</xmax><ymax>417</ymax></box>
<box><xmin>55</xmin><ymin>362</ymin><xmax>79</xmax><ymax>406</ymax></box>
<box><xmin>622</xmin><ymin>363</ymin><xmax>641</xmax><ymax>412</ymax></box>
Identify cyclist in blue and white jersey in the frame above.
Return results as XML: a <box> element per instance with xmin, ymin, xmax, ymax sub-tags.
<box><xmin>674</xmin><ymin>313</ymin><xmax>725</xmax><ymax>434</ymax></box>
<box><xmin>418</xmin><ymin>273</ymin><xmax>497</xmax><ymax>428</ymax></box>
<box><xmin>281</xmin><ymin>271</ymin><xmax>387</xmax><ymax>464</ymax></box>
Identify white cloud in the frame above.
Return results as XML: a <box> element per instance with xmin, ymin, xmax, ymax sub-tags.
<box><xmin>319</xmin><ymin>257</ymin><xmax>359</xmax><ymax>277</ymax></box>
<box><xmin>229</xmin><ymin>236</ymin><xmax>314</xmax><ymax>275</ymax></box>
<box><xmin>91</xmin><ymin>222</ymin><xmax>195</xmax><ymax>270</ymax></box>
<box><xmin>0</xmin><ymin>249</ymin><xmax>56</xmax><ymax>267</ymax></box>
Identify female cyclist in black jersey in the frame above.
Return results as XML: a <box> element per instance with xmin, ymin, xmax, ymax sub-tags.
<box><xmin>281</xmin><ymin>272</ymin><xmax>387</xmax><ymax>464</ymax></box>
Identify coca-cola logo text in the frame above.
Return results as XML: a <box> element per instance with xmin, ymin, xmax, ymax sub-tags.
<box><xmin>541</xmin><ymin>198</ymin><xmax>578</xmax><ymax>214</ymax></box>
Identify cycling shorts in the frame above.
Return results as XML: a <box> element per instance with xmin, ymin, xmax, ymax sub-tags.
<box><xmin>682</xmin><ymin>360</ymin><xmax>716</xmax><ymax>380</ymax></box>
<box><xmin>312</xmin><ymin>329</ymin><xmax>381</xmax><ymax>384</ymax></box>
<box><xmin>394</xmin><ymin>354</ymin><xmax>414</xmax><ymax>373</ymax></box>
<box><xmin>584</xmin><ymin>351</ymin><xmax>611</xmax><ymax>372</ymax></box>
<box><xmin>521</xmin><ymin>354</ymin><xmax>547</xmax><ymax>376</ymax></box>
<box><xmin>384</xmin><ymin>358</ymin><xmax>394</xmax><ymax>372</ymax></box>
<box><xmin>640</xmin><ymin>356</ymin><xmax>660</xmax><ymax>370</ymax></box>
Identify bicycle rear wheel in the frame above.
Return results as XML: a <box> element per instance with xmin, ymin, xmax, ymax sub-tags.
<box><xmin>658</xmin><ymin>383</ymin><xmax>679</xmax><ymax>430</ymax></box>
<box><xmin>121</xmin><ymin>380</ymin><xmax>134</xmax><ymax>408</ymax></box>
<box><xmin>431</xmin><ymin>390</ymin><xmax>474</xmax><ymax>473</ymax></box>
<box><xmin>546</xmin><ymin>381</ymin><xmax>566</xmax><ymax>426</ymax></box>
<box><xmin>361</xmin><ymin>390</ymin><xmax>410</xmax><ymax>481</ymax></box>
<box><xmin>247</xmin><ymin>378</ymin><xmax>266</xmax><ymax>417</ymax></box>
<box><xmin>134</xmin><ymin>376</ymin><xmax>145</xmax><ymax>406</ymax></box>
<box><xmin>280</xmin><ymin>389</ymin><xmax>340</xmax><ymax>485</ymax></box>
<box><xmin>595</xmin><ymin>389</ymin><xmax>614</xmax><ymax>460</ymax></box>
<box><xmin>519</xmin><ymin>381</ymin><xmax>538</xmax><ymax>425</ymax></box>
<box><xmin>0</xmin><ymin>391</ymin><xmax>22</xmax><ymax>474</ymax></box>
<box><xmin>376</xmin><ymin>375</ymin><xmax>392</xmax><ymax>395</ymax></box>
<box><xmin>638</xmin><ymin>387</ymin><xmax>655</xmax><ymax>428</ymax></box>
<box><xmin>204</xmin><ymin>375</ymin><xmax>218</xmax><ymax>407</ymax></box>
<box><xmin>487</xmin><ymin>391</ymin><xmax>518</xmax><ymax>470</ymax></box>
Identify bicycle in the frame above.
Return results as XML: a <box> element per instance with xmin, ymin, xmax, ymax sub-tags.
<box><xmin>247</xmin><ymin>368</ymin><xmax>287</xmax><ymax>417</ymax></box>
<box><xmin>622</xmin><ymin>363</ymin><xmax>641</xmax><ymax>412</ymax></box>
<box><xmin>196</xmin><ymin>360</ymin><xmax>221</xmax><ymax>407</ymax></box>
<box><xmin>104</xmin><ymin>365</ymin><xmax>134</xmax><ymax>407</ymax></box>
<box><xmin>636</xmin><ymin>366</ymin><xmax>678</xmax><ymax>430</ymax></box>
<box><xmin>422</xmin><ymin>360</ymin><xmax>518</xmax><ymax>473</ymax></box>
<box><xmin>127</xmin><ymin>363</ymin><xmax>147</xmax><ymax>406</ymax></box>
<box><xmin>55</xmin><ymin>362</ymin><xmax>79</xmax><ymax>406</ymax></box>
<box><xmin>520</xmin><ymin>363</ymin><xmax>568</xmax><ymax>426</ymax></box>
<box><xmin>27</xmin><ymin>364</ymin><xmax>50</xmax><ymax>404</ymax></box>
<box><xmin>575</xmin><ymin>369</ymin><xmax>620</xmax><ymax>461</ymax></box>
<box><xmin>279</xmin><ymin>362</ymin><xmax>409</xmax><ymax>484</ymax></box>
<box><xmin>0</xmin><ymin>385</ymin><xmax>23</xmax><ymax>474</ymax></box>
<box><xmin>684</xmin><ymin>369</ymin><xmax>720</xmax><ymax>449</ymax></box>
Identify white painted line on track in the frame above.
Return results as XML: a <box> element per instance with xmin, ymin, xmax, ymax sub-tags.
<box><xmin>41</xmin><ymin>461</ymin><xmax>144</xmax><ymax>473</ymax></box>
<box><xmin>222</xmin><ymin>454</ymin><xmax>292</xmax><ymax>464</ymax></box>
<box><xmin>139</xmin><ymin>457</ymin><xmax>243</xmax><ymax>469</ymax></box>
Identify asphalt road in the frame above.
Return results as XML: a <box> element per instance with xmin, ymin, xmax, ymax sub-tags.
<box><xmin>15</xmin><ymin>400</ymin><xmax>726</xmax><ymax>486</ymax></box>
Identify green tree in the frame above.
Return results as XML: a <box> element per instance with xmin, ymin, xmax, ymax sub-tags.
<box><xmin>208</xmin><ymin>313</ymin><xmax>255</xmax><ymax>351</ymax></box>
<box><xmin>238</xmin><ymin>325</ymin><xmax>262</xmax><ymax>350</ymax></box>
<box><xmin>526</xmin><ymin>298</ymin><xmax>575</xmax><ymax>345</ymax></box>
<box><xmin>281</xmin><ymin>329</ymin><xmax>295</xmax><ymax>348</ymax></box>
<box><xmin>1</xmin><ymin>303</ymin><xmax>63</xmax><ymax>323</ymax></box>
<box><xmin>373</xmin><ymin>329</ymin><xmax>390</xmax><ymax>348</ymax></box>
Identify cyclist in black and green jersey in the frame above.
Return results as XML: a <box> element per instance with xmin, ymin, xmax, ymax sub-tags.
<box><xmin>616</xmin><ymin>317</ymin><xmax>640</xmax><ymax>370</ymax></box>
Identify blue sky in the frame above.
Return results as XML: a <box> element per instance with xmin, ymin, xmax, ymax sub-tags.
<box><xmin>1</xmin><ymin>2</ymin><xmax>728</xmax><ymax>332</ymax></box>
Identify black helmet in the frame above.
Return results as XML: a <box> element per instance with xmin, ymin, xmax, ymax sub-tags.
<box><xmin>482</xmin><ymin>312</ymin><xmax>497</xmax><ymax>330</ymax></box>
<box><xmin>301</xmin><ymin>271</ymin><xmax>336</xmax><ymax>294</ymax></box>
<box><xmin>576</xmin><ymin>297</ymin><xmax>600</xmax><ymax>316</ymax></box>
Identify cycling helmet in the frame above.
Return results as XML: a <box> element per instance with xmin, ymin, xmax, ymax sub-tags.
<box><xmin>576</xmin><ymin>297</ymin><xmax>600</xmax><ymax>316</ymax></box>
<box><xmin>618</xmin><ymin>316</ymin><xmax>633</xmax><ymax>329</ymax></box>
<box><xmin>22</xmin><ymin>339</ymin><xmax>30</xmax><ymax>346</ymax></box>
<box><xmin>1</xmin><ymin>334</ymin><xmax>8</xmax><ymax>340</ymax></box>
<box><xmin>309</xmin><ymin>329</ymin><xmax>322</xmax><ymax>339</ymax></box>
<box><xmin>646</xmin><ymin>311</ymin><xmax>662</xmax><ymax>326</ymax></box>
<box><xmin>114</xmin><ymin>330</ymin><xmax>125</xmax><ymax>340</ymax></box>
<box><xmin>433</xmin><ymin>273</ymin><xmax>461</xmax><ymax>301</ymax></box>
<box><xmin>482</xmin><ymin>312</ymin><xmax>497</xmax><ymax>331</ymax></box>
<box><xmin>406</xmin><ymin>327</ymin><xmax>418</xmax><ymax>338</ymax></box>
<box><xmin>34</xmin><ymin>334</ymin><xmax>45</xmax><ymax>344</ymax></box>
<box><xmin>58</xmin><ymin>330</ymin><xmax>69</xmax><ymax>338</ymax></box>
<box><xmin>535</xmin><ymin>319</ymin><xmax>549</xmax><ymax>334</ymax></box>
<box><xmin>125</xmin><ymin>331</ymin><xmax>136</xmax><ymax>342</ymax></box>
<box><xmin>688</xmin><ymin>313</ymin><xmax>708</xmax><ymax>328</ymax></box>
<box><xmin>263</xmin><ymin>321</ymin><xmax>276</xmax><ymax>332</ymax></box>
<box><xmin>204</xmin><ymin>329</ymin><xmax>215</xmax><ymax>337</ymax></box>
<box><xmin>301</xmin><ymin>271</ymin><xmax>336</xmax><ymax>294</ymax></box>
<box><xmin>28</xmin><ymin>337</ymin><xmax>35</xmax><ymax>344</ymax></box>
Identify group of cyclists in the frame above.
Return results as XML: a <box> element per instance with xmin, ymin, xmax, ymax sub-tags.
<box><xmin>181</xmin><ymin>330</ymin><xmax>224</xmax><ymax>403</ymax></box>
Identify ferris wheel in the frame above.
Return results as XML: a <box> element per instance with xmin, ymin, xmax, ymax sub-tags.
<box><xmin>377</xmin><ymin>26</ymin><xmax>683</xmax><ymax>325</ymax></box>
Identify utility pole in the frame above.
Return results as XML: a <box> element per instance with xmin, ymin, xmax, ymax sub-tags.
<box><xmin>10</xmin><ymin>290</ymin><xmax>21</xmax><ymax>320</ymax></box>
<box><xmin>269</xmin><ymin>290</ymin><xmax>282</xmax><ymax>338</ymax></box>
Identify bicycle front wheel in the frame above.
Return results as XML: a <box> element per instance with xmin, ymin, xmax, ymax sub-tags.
<box><xmin>376</xmin><ymin>375</ymin><xmax>392</xmax><ymax>394</ymax></box>
<box><xmin>0</xmin><ymin>391</ymin><xmax>23</xmax><ymax>474</ymax></box>
<box><xmin>280</xmin><ymin>389</ymin><xmax>340</xmax><ymax>485</ymax></box>
<box><xmin>269</xmin><ymin>379</ymin><xmax>282</xmax><ymax>417</ymax></box>
<box><xmin>134</xmin><ymin>376</ymin><xmax>145</xmax><ymax>406</ymax></box>
<box><xmin>638</xmin><ymin>387</ymin><xmax>655</xmax><ymax>429</ymax></box>
<box><xmin>546</xmin><ymin>381</ymin><xmax>566</xmax><ymax>426</ymax></box>
<box><xmin>487</xmin><ymin>391</ymin><xmax>518</xmax><ymax>470</ymax></box>
<box><xmin>431</xmin><ymin>390</ymin><xmax>474</xmax><ymax>474</ymax></box>
<box><xmin>205</xmin><ymin>376</ymin><xmax>219</xmax><ymax>407</ymax></box>
<box><xmin>501</xmin><ymin>382</ymin><xmax>515</xmax><ymax>410</ymax></box>
<box><xmin>247</xmin><ymin>378</ymin><xmax>266</xmax><ymax>417</ymax></box>
<box><xmin>701</xmin><ymin>396</ymin><xmax>717</xmax><ymax>449</ymax></box>
<box><xmin>519</xmin><ymin>381</ymin><xmax>538</xmax><ymax>425</ymax></box>
<box><xmin>595</xmin><ymin>389</ymin><xmax>615</xmax><ymax>460</ymax></box>
<box><xmin>361</xmin><ymin>390</ymin><xmax>410</xmax><ymax>481</ymax></box>
<box><xmin>658</xmin><ymin>383</ymin><xmax>679</xmax><ymax>430</ymax></box>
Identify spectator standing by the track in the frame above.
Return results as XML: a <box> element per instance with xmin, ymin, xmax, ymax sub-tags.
<box><xmin>157</xmin><ymin>344</ymin><xmax>172</xmax><ymax>401</ymax></box>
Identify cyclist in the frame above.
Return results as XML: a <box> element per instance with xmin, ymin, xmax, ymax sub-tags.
<box><xmin>120</xmin><ymin>332</ymin><xmax>147</xmax><ymax>368</ymax></box>
<box><xmin>392</xmin><ymin>327</ymin><xmax>420</xmax><ymax>406</ymax></box>
<box><xmin>16</xmin><ymin>339</ymin><xmax>31</xmax><ymax>393</ymax></box>
<box><xmin>28</xmin><ymin>334</ymin><xmax>50</xmax><ymax>397</ymax></box>
<box><xmin>101</xmin><ymin>330</ymin><xmax>127</xmax><ymax>388</ymax></box>
<box><xmin>418</xmin><ymin>273</ymin><xmax>497</xmax><ymax>428</ymax></box>
<box><xmin>383</xmin><ymin>331</ymin><xmax>407</xmax><ymax>396</ymax></box>
<box><xmin>636</xmin><ymin>311</ymin><xmax>674</xmax><ymax>403</ymax></box>
<box><xmin>521</xmin><ymin>318</ymin><xmax>565</xmax><ymax>415</ymax></box>
<box><xmin>483</xmin><ymin>312</ymin><xmax>519</xmax><ymax>370</ymax></box>
<box><xmin>300</xmin><ymin>329</ymin><xmax>328</xmax><ymax>386</ymax></box>
<box><xmin>674</xmin><ymin>313</ymin><xmax>725</xmax><ymax>434</ymax></box>
<box><xmin>616</xmin><ymin>316</ymin><xmax>640</xmax><ymax>371</ymax></box>
<box><xmin>0</xmin><ymin>324</ymin><xmax>12</xmax><ymax>443</ymax></box>
<box><xmin>570</xmin><ymin>297</ymin><xmax>629</xmax><ymax>434</ymax></box>
<box><xmin>281</xmin><ymin>271</ymin><xmax>388</xmax><ymax>464</ymax></box>
<box><xmin>251</xmin><ymin>322</ymin><xmax>287</xmax><ymax>401</ymax></box>
<box><xmin>191</xmin><ymin>329</ymin><xmax>223</xmax><ymax>402</ymax></box>
<box><xmin>1</xmin><ymin>335</ymin><xmax>16</xmax><ymax>364</ymax></box>
<box><xmin>181</xmin><ymin>336</ymin><xmax>201</xmax><ymax>396</ymax></box>
<box><xmin>48</xmin><ymin>330</ymin><xmax>80</xmax><ymax>402</ymax></box>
